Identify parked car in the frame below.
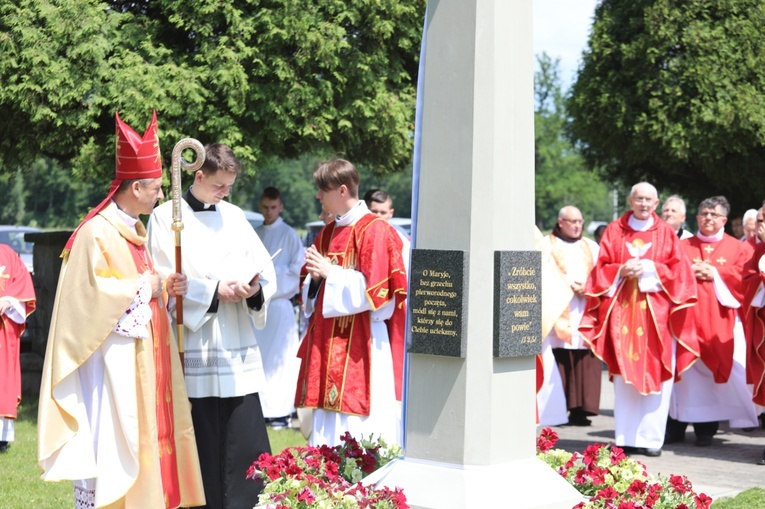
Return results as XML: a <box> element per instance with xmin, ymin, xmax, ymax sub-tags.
<box><xmin>0</xmin><ymin>225</ymin><xmax>41</xmax><ymax>272</ymax></box>
<box><xmin>243</xmin><ymin>210</ymin><xmax>265</xmax><ymax>229</ymax></box>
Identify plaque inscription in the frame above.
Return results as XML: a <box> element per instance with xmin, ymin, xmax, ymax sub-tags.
<box><xmin>408</xmin><ymin>249</ymin><xmax>467</xmax><ymax>358</ymax></box>
<box><xmin>493</xmin><ymin>250</ymin><xmax>542</xmax><ymax>357</ymax></box>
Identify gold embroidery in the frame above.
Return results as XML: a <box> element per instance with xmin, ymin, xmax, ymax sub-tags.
<box><xmin>632</xmin><ymin>352</ymin><xmax>640</xmax><ymax>361</ymax></box>
<box><xmin>639</xmin><ymin>301</ymin><xmax>647</xmax><ymax>310</ymax></box>
<box><xmin>636</xmin><ymin>326</ymin><xmax>644</xmax><ymax>336</ymax></box>
<box><xmin>621</xmin><ymin>325</ymin><xmax>629</xmax><ymax>335</ymax></box>
<box><xmin>377</xmin><ymin>288</ymin><xmax>389</xmax><ymax>298</ymax></box>
<box><xmin>330</xmin><ymin>255</ymin><xmax>339</xmax><ymax>265</ymax></box>
<box><xmin>692</xmin><ymin>257</ymin><xmax>703</xmax><ymax>264</ymax></box>
<box><xmin>631</xmin><ymin>238</ymin><xmax>645</xmax><ymax>248</ymax></box>
<box><xmin>716</xmin><ymin>257</ymin><xmax>727</xmax><ymax>265</ymax></box>
<box><xmin>703</xmin><ymin>245</ymin><xmax>714</xmax><ymax>254</ymax></box>
<box><xmin>328</xmin><ymin>384</ymin><xmax>339</xmax><ymax>405</ymax></box>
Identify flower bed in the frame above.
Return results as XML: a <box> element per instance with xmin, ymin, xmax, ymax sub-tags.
<box><xmin>248</xmin><ymin>432</ymin><xmax>408</xmax><ymax>509</ymax></box>
<box><xmin>536</xmin><ymin>428</ymin><xmax>714</xmax><ymax>509</ymax></box>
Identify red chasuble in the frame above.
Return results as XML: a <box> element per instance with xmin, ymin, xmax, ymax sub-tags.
<box><xmin>579</xmin><ymin>212</ymin><xmax>698</xmax><ymax>395</ymax></box>
<box><xmin>743</xmin><ymin>241</ymin><xmax>765</xmax><ymax>405</ymax></box>
<box><xmin>296</xmin><ymin>214</ymin><xmax>407</xmax><ymax>417</ymax></box>
<box><xmin>126</xmin><ymin>242</ymin><xmax>180</xmax><ymax>509</ymax></box>
<box><xmin>0</xmin><ymin>245</ymin><xmax>36</xmax><ymax>419</ymax></box>
<box><xmin>682</xmin><ymin>234</ymin><xmax>750</xmax><ymax>384</ymax></box>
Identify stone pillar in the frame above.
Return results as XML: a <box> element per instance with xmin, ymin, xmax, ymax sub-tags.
<box><xmin>363</xmin><ymin>2</ymin><xmax>583</xmax><ymax>507</ymax></box>
<box><xmin>21</xmin><ymin>231</ymin><xmax>71</xmax><ymax>398</ymax></box>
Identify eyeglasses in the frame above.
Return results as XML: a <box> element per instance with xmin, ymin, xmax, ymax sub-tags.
<box><xmin>698</xmin><ymin>211</ymin><xmax>724</xmax><ymax>219</ymax></box>
<box><xmin>561</xmin><ymin>219</ymin><xmax>584</xmax><ymax>225</ymax></box>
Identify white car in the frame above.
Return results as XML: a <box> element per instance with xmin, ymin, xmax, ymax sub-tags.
<box><xmin>0</xmin><ymin>225</ymin><xmax>41</xmax><ymax>272</ymax></box>
<box><xmin>304</xmin><ymin>217</ymin><xmax>411</xmax><ymax>247</ymax></box>
<box><xmin>243</xmin><ymin>210</ymin><xmax>265</xmax><ymax>229</ymax></box>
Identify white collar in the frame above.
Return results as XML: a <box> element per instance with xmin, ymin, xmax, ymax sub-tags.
<box><xmin>628</xmin><ymin>214</ymin><xmax>654</xmax><ymax>232</ymax></box>
<box><xmin>335</xmin><ymin>201</ymin><xmax>368</xmax><ymax>227</ymax></box>
<box><xmin>261</xmin><ymin>217</ymin><xmax>283</xmax><ymax>231</ymax></box>
<box><xmin>112</xmin><ymin>200</ymin><xmax>140</xmax><ymax>228</ymax></box>
<box><xmin>696</xmin><ymin>228</ymin><xmax>725</xmax><ymax>243</ymax></box>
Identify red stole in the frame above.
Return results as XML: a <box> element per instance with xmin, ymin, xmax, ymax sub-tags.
<box><xmin>296</xmin><ymin>214</ymin><xmax>407</xmax><ymax>416</ymax></box>
<box><xmin>126</xmin><ymin>242</ymin><xmax>180</xmax><ymax>509</ymax></box>
<box><xmin>580</xmin><ymin>212</ymin><xmax>698</xmax><ymax>395</ymax></box>
<box><xmin>683</xmin><ymin>234</ymin><xmax>749</xmax><ymax>383</ymax></box>
<box><xmin>743</xmin><ymin>241</ymin><xmax>765</xmax><ymax>405</ymax></box>
<box><xmin>0</xmin><ymin>245</ymin><xmax>35</xmax><ymax>418</ymax></box>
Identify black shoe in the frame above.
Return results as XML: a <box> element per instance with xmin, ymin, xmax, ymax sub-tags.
<box><xmin>695</xmin><ymin>436</ymin><xmax>713</xmax><ymax>447</ymax></box>
<box><xmin>568</xmin><ymin>415</ymin><xmax>592</xmax><ymax>427</ymax></box>
<box><xmin>0</xmin><ymin>441</ymin><xmax>9</xmax><ymax>453</ymax></box>
<box><xmin>758</xmin><ymin>451</ymin><xmax>765</xmax><ymax>466</ymax></box>
<box><xmin>665</xmin><ymin>417</ymin><xmax>687</xmax><ymax>444</ymax></box>
<box><xmin>619</xmin><ymin>445</ymin><xmax>661</xmax><ymax>457</ymax></box>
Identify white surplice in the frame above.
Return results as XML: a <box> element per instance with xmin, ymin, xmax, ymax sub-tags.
<box><xmin>148</xmin><ymin>198</ymin><xmax>276</xmax><ymax>398</ymax></box>
<box><xmin>255</xmin><ymin>217</ymin><xmax>305</xmax><ymax>418</ymax></box>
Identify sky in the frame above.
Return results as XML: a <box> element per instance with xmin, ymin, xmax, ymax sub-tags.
<box><xmin>532</xmin><ymin>0</ymin><xmax>599</xmax><ymax>90</ymax></box>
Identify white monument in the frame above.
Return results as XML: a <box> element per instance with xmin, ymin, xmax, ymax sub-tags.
<box><xmin>364</xmin><ymin>1</ymin><xmax>585</xmax><ymax>507</ymax></box>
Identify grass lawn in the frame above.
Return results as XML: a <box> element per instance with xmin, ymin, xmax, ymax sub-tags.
<box><xmin>712</xmin><ymin>488</ymin><xmax>765</xmax><ymax>508</ymax></box>
<box><xmin>2</xmin><ymin>400</ymin><xmax>306</xmax><ymax>509</ymax></box>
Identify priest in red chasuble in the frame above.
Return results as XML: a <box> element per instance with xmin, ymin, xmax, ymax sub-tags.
<box><xmin>742</xmin><ymin>203</ymin><xmax>765</xmax><ymax>465</ymax></box>
<box><xmin>580</xmin><ymin>182</ymin><xmax>698</xmax><ymax>457</ymax></box>
<box><xmin>0</xmin><ymin>245</ymin><xmax>35</xmax><ymax>453</ymax></box>
<box><xmin>296</xmin><ymin>158</ymin><xmax>407</xmax><ymax>447</ymax></box>
<box><xmin>38</xmin><ymin>111</ymin><xmax>205</xmax><ymax>509</ymax></box>
<box><xmin>667</xmin><ymin>196</ymin><xmax>758</xmax><ymax>447</ymax></box>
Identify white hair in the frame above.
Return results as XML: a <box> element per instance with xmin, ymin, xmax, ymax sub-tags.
<box><xmin>743</xmin><ymin>208</ymin><xmax>758</xmax><ymax>222</ymax></box>
<box><xmin>662</xmin><ymin>195</ymin><xmax>686</xmax><ymax>215</ymax></box>
<box><xmin>629</xmin><ymin>182</ymin><xmax>658</xmax><ymax>199</ymax></box>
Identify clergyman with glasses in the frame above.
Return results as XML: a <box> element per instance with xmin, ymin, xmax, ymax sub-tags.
<box><xmin>539</xmin><ymin>206</ymin><xmax>601</xmax><ymax>427</ymax></box>
<box><xmin>667</xmin><ymin>195</ymin><xmax>758</xmax><ymax>447</ymax></box>
<box><xmin>579</xmin><ymin>182</ymin><xmax>698</xmax><ymax>457</ymax></box>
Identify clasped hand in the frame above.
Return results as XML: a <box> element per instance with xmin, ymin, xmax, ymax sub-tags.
<box><xmin>619</xmin><ymin>258</ymin><xmax>644</xmax><ymax>279</ymax></box>
<box><xmin>305</xmin><ymin>245</ymin><xmax>332</xmax><ymax>280</ymax></box>
<box><xmin>144</xmin><ymin>271</ymin><xmax>188</xmax><ymax>299</ymax></box>
<box><xmin>692</xmin><ymin>261</ymin><xmax>714</xmax><ymax>282</ymax></box>
<box><xmin>218</xmin><ymin>274</ymin><xmax>262</xmax><ymax>302</ymax></box>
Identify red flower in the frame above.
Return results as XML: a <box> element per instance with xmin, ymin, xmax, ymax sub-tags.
<box><xmin>669</xmin><ymin>474</ymin><xmax>691</xmax><ymax>494</ymax></box>
<box><xmin>582</xmin><ymin>444</ymin><xmax>602</xmax><ymax>466</ymax></box>
<box><xmin>627</xmin><ymin>479</ymin><xmax>647</xmax><ymax>497</ymax></box>
<box><xmin>536</xmin><ymin>427</ymin><xmax>559</xmax><ymax>453</ymax></box>
<box><xmin>695</xmin><ymin>492</ymin><xmax>713</xmax><ymax>509</ymax></box>
<box><xmin>593</xmin><ymin>486</ymin><xmax>620</xmax><ymax>501</ymax></box>
<box><xmin>245</xmin><ymin>463</ymin><xmax>261</xmax><ymax>480</ymax></box>
<box><xmin>297</xmin><ymin>486</ymin><xmax>316</xmax><ymax>504</ymax></box>
<box><xmin>609</xmin><ymin>445</ymin><xmax>626</xmax><ymax>464</ymax></box>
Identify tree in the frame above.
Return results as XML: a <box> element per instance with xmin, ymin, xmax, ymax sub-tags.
<box><xmin>567</xmin><ymin>0</ymin><xmax>765</xmax><ymax>215</ymax></box>
<box><xmin>0</xmin><ymin>0</ymin><xmax>424</xmax><ymax>180</ymax></box>
<box><xmin>534</xmin><ymin>53</ymin><xmax>612</xmax><ymax>231</ymax></box>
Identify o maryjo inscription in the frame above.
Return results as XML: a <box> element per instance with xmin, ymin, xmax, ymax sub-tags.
<box><xmin>408</xmin><ymin>249</ymin><xmax>468</xmax><ymax>358</ymax></box>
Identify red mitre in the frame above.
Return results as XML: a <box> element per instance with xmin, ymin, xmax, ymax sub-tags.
<box><xmin>115</xmin><ymin>110</ymin><xmax>162</xmax><ymax>180</ymax></box>
<box><xmin>62</xmin><ymin>110</ymin><xmax>162</xmax><ymax>257</ymax></box>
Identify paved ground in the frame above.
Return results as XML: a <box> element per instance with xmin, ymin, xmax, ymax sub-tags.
<box><xmin>549</xmin><ymin>372</ymin><xmax>765</xmax><ymax>501</ymax></box>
